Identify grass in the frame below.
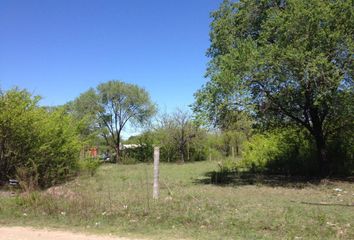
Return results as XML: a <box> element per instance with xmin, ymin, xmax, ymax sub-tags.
<box><xmin>0</xmin><ymin>161</ymin><xmax>353</xmax><ymax>239</ymax></box>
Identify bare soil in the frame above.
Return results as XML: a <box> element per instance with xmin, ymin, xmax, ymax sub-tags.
<box><xmin>0</xmin><ymin>227</ymin><xmax>144</xmax><ymax>240</ymax></box>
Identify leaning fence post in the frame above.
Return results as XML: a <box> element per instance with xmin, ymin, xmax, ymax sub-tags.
<box><xmin>153</xmin><ymin>147</ymin><xmax>160</xmax><ymax>200</ymax></box>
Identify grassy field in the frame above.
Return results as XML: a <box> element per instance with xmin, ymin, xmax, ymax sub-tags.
<box><xmin>0</xmin><ymin>161</ymin><xmax>353</xmax><ymax>239</ymax></box>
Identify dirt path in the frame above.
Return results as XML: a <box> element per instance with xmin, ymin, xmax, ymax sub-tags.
<box><xmin>0</xmin><ymin>226</ymin><xmax>143</xmax><ymax>240</ymax></box>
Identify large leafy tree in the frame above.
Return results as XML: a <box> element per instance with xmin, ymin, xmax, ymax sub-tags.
<box><xmin>73</xmin><ymin>80</ymin><xmax>156</xmax><ymax>163</ymax></box>
<box><xmin>194</xmin><ymin>0</ymin><xmax>353</xmax><ymax>175</ymax></box>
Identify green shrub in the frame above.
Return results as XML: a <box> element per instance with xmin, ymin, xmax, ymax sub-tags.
<box><xmin>237</xmin><ymin>128</ymin><xmax>318</xmax><ymax>176</ymax></box>
<box><xmin>217</xmin><ymin>158</ymin><xmax>239</xmax><ymax>173</ymax></box>
<box><xmin>241</xmin><ymin>133</ymin><xmax>283</xmax><ymax>172</ymax></box>
<box><xmin>121</xmin><ymin>155</ymin><xmax>139</xmax><ymax>165</ymax></box>
<box><xmin>78</xmin><ymin>158</ymin><xmax>101</xmax><ymax>176</ymax></box>
<box><xmin>35</xmin><ymin>109</ymin><xmax>81</xmax><ymax>187</ymax></box>
<box><xmin>224</xmin><ymin>126</ymin><xmax>354</xmax><ymax>176</ymax></box>
<box><xmin>0</xmin><ymin>88</ymin><xmax>80</xmax><ymax>188</ymax></box>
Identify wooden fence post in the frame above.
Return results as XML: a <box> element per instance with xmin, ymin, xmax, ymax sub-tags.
<box><xmin>153</xmin><ymin>147</ymin><xmax>160</xmax><ymax>200</ymax></box>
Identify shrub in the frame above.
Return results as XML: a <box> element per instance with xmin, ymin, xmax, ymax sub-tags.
<box><xmin>222</xmin><ymin>127</ymin><xmax>353</xmax><ymax>176</ymax></box>
<box><xmin>0</xmin><ymin>88</ymin><xmax>81</xmax><ymax>188</ymax></box>
<box><xmin>121</xmin><ymin>155</ymin><xmax>139</xmax><ymax>165</ymax></box>
<box><xmin>217</xmin><ymin>158</ymin><xmax>239</xmax><ymax>173</ymax></box>
<box><xmin>35</xmin><ymin>109</ymin><xmax>81</xmax><ymax>187</ymax></box>
<box><xmin>237</xmin><ymin>128</ymin><xmax>318</xmax><ymax>176</ymax></box>
<box><xmin>78</xmin><ymin>158</ymin><xmax>101</xmax><ymax>176</ymax></box>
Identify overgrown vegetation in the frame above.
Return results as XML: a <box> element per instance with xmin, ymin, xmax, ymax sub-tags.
<box><xmin>0</xmin><ymin>89</ymin><xmax>80</xmax><ymax>188</ymax></box>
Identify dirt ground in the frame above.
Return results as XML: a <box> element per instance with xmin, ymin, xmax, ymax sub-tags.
<box><xmin>0</xmin><ymin>227</ymin><xmax>143</xmax><ymax>240</ymax></box>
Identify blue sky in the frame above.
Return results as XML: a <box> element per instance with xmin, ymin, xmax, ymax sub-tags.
<box><xmin>0</xmin><ymin>0</ymin><xmax>222</xmax><ymax>113</ymax></box>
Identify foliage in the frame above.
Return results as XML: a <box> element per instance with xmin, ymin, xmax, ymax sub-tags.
<box><xmin>78</xmin><ymin>158</ymin><xmax>101</xmax><ymax>176</ymax></box>
<box><xmin>216</xmin><ymin>126</ymin><xmax>354</xmax><ymax>176</ymax></box>
<box><xmin>0</xmin><ymin>89</ymin><xmax>41</xmax><ymax>182</ymax></box>
<box><xmin>35</xmin><ymin>108</ymin><xmax>81</xmax><ymax>187</ymax></box>
<box><xmin>152</xmin><ymin>110</ymin><xmax>208</xmax><ymax>162</ymax></box>
<box><xmin>0</xmin><ymin>88</ymin><xmax>80</xmax><ymax>188</ymax></box>
<box><xmin>123</xmin><ymin>131</ymin><xmax>154</xmax><ymax>162</ymax></box>
<box><xmin>327</xmin><ymin>129</ymin><xmax>354</xmax><ymax>175</ymax></box>
<box><xmin>71</xmin><ymin>80</ymin><xmax>156</xmax><ymax>163</ymax></box>
<box><xmin>239</xmin><ymin>129</ymin><xmax>317</xmax><ymax>175</ymax></box>
<box><xmin>64</xmin><ymin>90</ymin><xmax>102</xmax><ymax>147</ymax></box>
<box><xmin>123</xmin><ymin>110</ymin><xmax>214</xmax><ymax>163</ymax></box>
<box><xmin>194</xmin><ymin>0</ymin><xmax>354</xmax><ymax>175</ymax></box>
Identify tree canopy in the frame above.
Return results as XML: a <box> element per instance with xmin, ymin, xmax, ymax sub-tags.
<box><xmin>71</xmin><ymin>80</ymin><xmax>156</xmax><ymax>163</ymax></box>
<box><xmin>194</xmin><ymin>0</ymin><xmax>354</xmax><ymax>175</ymax></box>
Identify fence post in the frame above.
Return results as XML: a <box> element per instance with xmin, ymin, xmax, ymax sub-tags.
<box><xmin>153</xmin><ymin>147</ymin><xmax>160</xmax><ymax>200</ymax></box>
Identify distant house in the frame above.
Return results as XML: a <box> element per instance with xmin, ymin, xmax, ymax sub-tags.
<box><xmin>121</xmin><ymin>144</ymin><xmax>142</xmax><ymax>150</ymax></box>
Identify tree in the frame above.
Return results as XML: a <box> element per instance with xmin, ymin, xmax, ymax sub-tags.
<box><xmin>172</xmin><ymin>109</ymin><xmax>196</xmax><ymax>163</ymax></box>
<box><xmin>194</xmin><ymin>0</ymin><xmax>354</xmax><ymax>175</ymax></box>
<box><xmin>74</xmin><ymin>80</ymin><xmax>156</xmax><ymax>163</ymax></box>
<box><xmin>157</xmin><ymin>110</ymin><xmax>197</xmax><ymax>163</ymax></box>
<box><xmin>65</xmin><ymin>89</ymin><xmax>102</xmax><ymax>148</ymax></box>
<box><xmin>152</xmin><ymin>110</ymin><xmax>205</xmax><ymax>163</ymax></box>
<box><xmin>154</xmin><ymin>112</ymin><xmax>179</xmax><ymax>162</ymax></box>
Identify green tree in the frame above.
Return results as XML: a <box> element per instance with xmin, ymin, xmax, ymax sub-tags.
<box><xmin>74</xmin><ymin>81</ymin><xmax>156</xmax><ymax>163</ymax></box>
<box><xmin>195</xmin><ymin>0</ymin><xmax>354</xmax><ymax>175</ymax></box>
<box><xmin>65</xmin><ymin>89</ymin><xmax>103</xmax><ymax>157</ymax></box>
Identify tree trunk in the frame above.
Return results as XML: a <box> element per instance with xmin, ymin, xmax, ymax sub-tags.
<box><xmin>313</xmin><ymin>130</ymin><xmax>329</xmax><ymax>176</ymax></box>
<box><xmin>115</xmin><ymin>143</ymin><xmax>121</xmax><ymax>163</ymax></box>
<box><xmin>115</xmin><ymin>132</ymin><xmax>121</xmax><ymax>163</ymax></box>
<box><xmin>180</xmin><ymin>151</ymin><xmax>185</xmax><ymax>163</ymax></box>
<box><xmin>180</xmin><ymin>147</ymin><xmax>185</xmax><ymax>163</ymax></box>
<box><xmin>309</xmin><ymin>107</ymin><xmax>329</xmax><ymax>176</ymax></box>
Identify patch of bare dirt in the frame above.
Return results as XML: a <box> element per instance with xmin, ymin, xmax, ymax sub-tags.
<box><xmin>0</xmin><ymin>227</ymin><xmax>144</xmax><ymax>240</ymax></box>
<box><xmin>0</xmin><ymin>191</ymin><xmax>15</xmax><ymax>197</ymax></box>
<box><xmin>45</xmin><ymin>186</ymin><xmax>77</xmax><ymax>200</ymax></box>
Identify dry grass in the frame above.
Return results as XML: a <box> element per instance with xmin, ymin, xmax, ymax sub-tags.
<box><xmin>0</xmin><ymin>162</ymin><xmax>353</xmax><ymax>239</ymax></box>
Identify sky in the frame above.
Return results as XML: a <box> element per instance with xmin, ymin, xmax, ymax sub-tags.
<box><xmin>0</xmin><ymin>0</ymin><xmax>222</xmax><ymax>114</ymax></box>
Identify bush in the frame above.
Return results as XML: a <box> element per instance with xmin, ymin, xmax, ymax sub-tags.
<box><xmin>217</xmin><ymin>158</ymin><xmax>239</xmax><ymax>173</ymax></box>
<box><xmin>237</xmin><ymin>128</ymin><xmax>318</xmax><ymax>176</ymax></box>
<box><xmin>0</xmin><ymin>88</ymin><xmax>80</xmax><ymax>188</ymax></box>
<box><xmin>236</xmin><ymin>127</ymin><xmax>354</xmax><ymax>176</ymax></box>
<box><xmin>78</xmin><ymin>158</ymin><xmax>101</xmax><ymax>176</ymax></box>
<box><xmin>121</xmin><ymin>155</ymin><xmax>139</xmax><ymax>165</ymax></box>
<box><xmin>35</xmin><ymin>109</ymin><xmax>81</xmax><ymax>187</ymax></box>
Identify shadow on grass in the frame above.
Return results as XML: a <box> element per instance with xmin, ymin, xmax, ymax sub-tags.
<box><xmin>194</xmin><ymin>171</ymin><xmax>354</xmax><ymax>189</ymax></box>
